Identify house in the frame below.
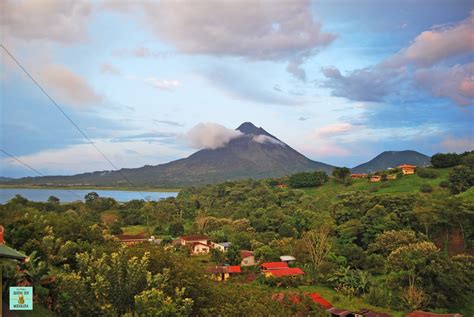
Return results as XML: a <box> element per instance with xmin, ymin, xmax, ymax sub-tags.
<box><xmin>405</xmin><ymin>312</ymin><xmax>462</xmax><ymax>317</ymax></box>
<box><xmin>398</xmin><ymin>164</ymin><xmax>416</xmax><ymax>175</ymax></box>
<box><xmin>279</xmin><ymin>255</ymin><xmax>296</xmax><ymax>263</ymax></box>
<box><xmin>191</xmin><ymin>242</ymin><xmax>211</xmax><ymax>255</ymax></box>
<box><xmin>355</xmin><ymin>308</ymin><xmax>392</xmax><ymax>317</ymax></box>
<box><xmin>307</xmin><ymin>293</ymin><xmax>333</xmax><ymax>309</ymax></box>
<box><xmin>327</xmin><ymin>308</ymin><xmax>355</xmax><ymax>317</ymax></box>
<box><xmin>276</xmin><ymin>183</ymin><xmax>288</xmax><ymax>189</ymax></box>
<box><xmin>261</xmin><ymin>262</ymin><xmax>289</xmax><ymax>270</ymax></box>
<box><xmin>116</xmin><ymin>234</ymin><xmax>149</xmax><ymax>246</ymax></box>
<box><xmin>263</xmin><ymin>267</ymin><xmax>304</xmax><ymax>278</ymax></box>
<box><xmin>241</xmin><ymin>250</ymin><xmax>256</xmax><ymax>266</ymax></box>
<box><xmin>180</xmin><ymin>234</ymin><xmax>209</xmax><ymax>246</ymax></box>
<box><xmin>386</xmin><ymin>174</ymin><xmax>397</xmax><ymax>180</ymax></box>
<box><xmin>351</xmin><ymin>173</ymin><xmax>368</xmax><ymax>179</ymax></box>
<box><xmin>211</xmin><ymin>241</ymin><xmax>231</xmax><ymax>252</ymax></box>
<box><xmin>206</xmin><ymin>265</ymin><xmax>241</xmax><ymax>281</ymax></box>
<box><xmin>370</xmin><ymin>175</ymin><xmax>382</xmax><ymax>182</ymax></box>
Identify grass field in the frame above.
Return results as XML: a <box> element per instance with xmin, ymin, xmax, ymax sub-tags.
<box><xmin>121</xmin><ymin>225</ymin><xmax>148</xmax><ymax>235</ymax></box>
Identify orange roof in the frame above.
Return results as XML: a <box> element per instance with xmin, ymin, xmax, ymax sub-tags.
<box><xmin>261</xmin><ymin>262</ymin><xmax>289</xmax><ymax>270</ymax></box>
<box><xmin>265</xmin><ymin>267</ymin><xmax>304</xmax><ymax>277</ymax></box>
<box><xmin>241</xmin><ymin>250</ymin><xmax>254</xmax><ymax>258</ymax></box>
<box><xmin>398</xmin><ymin>164</ymin><xmax>416</xmax><ymax>168</ymax></box>
<box><xmin>228</xmin><ymin>266</ymin><xmax>241</xmax><ymax>273</ymax></box>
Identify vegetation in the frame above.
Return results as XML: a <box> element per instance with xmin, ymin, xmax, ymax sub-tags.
<box><xmin>1</xmin><ymin>152</ymin><xmax>473</xmax><ymax>316</ymax></box>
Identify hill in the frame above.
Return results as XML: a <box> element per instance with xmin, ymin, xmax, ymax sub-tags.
<box><xmin>3</xmin><ymin>122</ymin><xmax>334</xmax><ymax>187</ymax></box>
<box><xmin>351</xmin><ymin>150</ymin><xmax>430</xmax><ymax>173</ymax></box>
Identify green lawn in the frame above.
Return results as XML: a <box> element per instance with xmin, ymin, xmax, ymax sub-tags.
<box><xmin>121</xmin><ymin>225</ymin><xmax>148</xmax><ymax>235</ymax></box>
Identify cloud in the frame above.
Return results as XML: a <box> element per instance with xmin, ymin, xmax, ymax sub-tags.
<box><xmin>440</xmin><ymin>137</ymin><xmax>474</xmax><ymax>153</ymax></box>
<box><xmin>112</xmin><ymin>131</ymin><xmax>177</xmax><ymax>143</ymax></box>
<box><xmin>1</xmin><ymin>0</ymin><xmax>94</xmax><ymax>43</ymax></box>
<box><xmin>105</xmin><ymin>0</ymin><xmax>336</xmax><ymax>80</ymax></box>
<box><xmin>315</xmin><ymin>123</ymin><xmax>358</xmax><ymax>137</ymax></box>
<box><xmin>414</xmin><ymin>63</ymin><xmax>474</xmax><ymax>106</ymax></box>
<box><xmin>321</xmin><ymin>12</ymin><xmax>474</xmax><ymax>106</ymax></box>
<box><xmin>184</xmin><ymin>122</ymin><xmax>243</xmax><ymax>149</ymax></box>
<box><xmin>384</xmin><ymin>12</ymin><xmax>474</xmax><ymax>68</ymax></box>
<box><xmin>39</xmin><ymin>63</ymin><xmax>103</xmax><ymax>107</ymax></box>
<box><xmin>112</xmin><ymin>47</ymin><xmax>172</xmax><ymax>58</ymax></box>
<box><xmin>286</xmin><ymin>58</ymin><xmax>307</xmax><ymax>81</ymax></box>
<box><xmin>153</xmin><ymin>120</ymin><xmax>184</xmax><ymax>127</ymax></box>
<box><xmin>100</xmin><ymin>63</ymin><xmax>121</xmax><ymax>76</ymax></box>
<box><xmin>128</xmin><ymin>76</ymin><xmax>180</xmax><ymax>91</ymax></box>
<box><xmin>298</xmin><ymin>117</ymin><xmax>308</xmax><ymax>121</ymax></box>
<box><xmin>253</xmin><ymin>135</ymin><xmax>284</xmax><ymax>146</ymax></box>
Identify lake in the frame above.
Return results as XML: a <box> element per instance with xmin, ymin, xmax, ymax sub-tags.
<box><xmin>0</xmin><ymin>188</ymin><xmax>179</xmax><ymax>203</ymax></box>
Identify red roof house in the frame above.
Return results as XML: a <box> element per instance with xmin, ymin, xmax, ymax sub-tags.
<box><xmin>264</xmin><ymin>267</ymin><xmax>304</xmax><ymax>277</ymax></box>
<box><xmin>261</xmin><ymin>262</ymin><xmax>289</xmax><ymax>270</ymax></box>
<box><xmin>398</xmin><ymin>164</ymin><xmax>416</xmax><ymax>175</ymax></box>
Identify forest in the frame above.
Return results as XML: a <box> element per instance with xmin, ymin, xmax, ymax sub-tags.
<box><xmin>0</xmin><ymin>152</ymin><xmax>473</xmax><ymax>316</ymax></box>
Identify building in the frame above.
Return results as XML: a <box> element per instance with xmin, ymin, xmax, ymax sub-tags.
<box><xmin>370</xmin><ymin>175</ymin><xmax>382</xmax><ymax>182</ymax></box>
<box><xmin>240</xmin><ymin>250</ymin><xmax>256</xmax><ymax>266</ymax></box>
<box><xmin>264</xmin><ymin>267</ymin><xmax>304</xmax><ymax>278</ymax></box>
<box><xmin>261</xmin><ymin>262</ymin><xmax>289</xmax><ymax>270</ymax></box>
<box><xmin>405</xmin><ymin>311</ymin><xmax>462</xmax><ymax>317</ymax></box>
<box><xmin>327</xmin><ymin>308</ymin><xmax>355</xmax><ymax>317</ymax></box>
<box><xmin>276</xmin><ymin>183</ymin><xmax>288</xmax><ymax>189</ymax></box>
<box><xmin>307</xmin><ymin>293</ymin><xmax>333</xmax><ymax>309</ymax></box>
<box><xmin>191</xmin><ymin>242</ymin><xmax>211</xmax><ymax>255</ymax></box>
<box><xmin>351</xmin><ymin>173</ymin><xmax>368</xmax><ymax>179</ymax></box>
<box><xmin>355</xmin><ymin>308</ymin><xmax>392</xmax><ymax>317</ymax></box>
<box><xmin>279</xmin><ymin>255</ymin><xmax>296</xmax><ymax>263</ymax></box>
<box><xmin>206</xmin><ymin>265</ymin><xmax>241</xmax><ymax>281</ymax></box>
<box><xmin>211</xmin><ymin>241</ymin><xmax>231</xmax><ymax>252</ymax></box>
<box><xmin>116</xmin><ymin>234</ymin><xmax>150</xmax><ymax>246</ymax></box>
<box><xmin>386</xmin><ymin>174</ymin><xmax>397</xmax><ymax>180</ymax></box>
<box><xmin>398</xmin><ymin>164</ymin><xmax>416</xmax><ymax>175</ymax></box>
<box><xmin>180</xmin><ymin>234</ymin><xmax>209</xmax><ymax>246</ymax></box>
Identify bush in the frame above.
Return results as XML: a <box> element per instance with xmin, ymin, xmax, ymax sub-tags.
<box><xmin>364</xmin><ymin>286</ymin><xmax>391</xmax><ymax>307</ymax></box>
<box><xmin>288</xmin><ymin>171</ymin><xmax>328</xmax><ymax>188</ymax></box>
<box><xmin>420</xmin><ymin>184</ymin><xmax>433</xmax><ymax>193</ymax></box>
<box><xmin>417</xmin><ymin>168</ymin><xmax>438</xmax><ymax>179</ymax></box>
<box><xmin>439</xmin><ymin>180</ymin><xmax>449</xmax><ymax>188</ymax></box>
<box><xmin>431</xmin><ymin>153</ymin><xmax>462</xmax><ymax>168</ymax></box>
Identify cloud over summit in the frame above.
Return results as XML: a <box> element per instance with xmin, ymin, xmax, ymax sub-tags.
<box><xmin>184</xmin><ymin>123</ymin><xmax>243</xmax><ymax>150</ymax></box>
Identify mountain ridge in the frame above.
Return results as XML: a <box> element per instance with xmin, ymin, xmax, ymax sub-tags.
<box><xmin>351</xmin><ymin>150</ymin><xmax>431</xmax><ymax>173</ymax></box>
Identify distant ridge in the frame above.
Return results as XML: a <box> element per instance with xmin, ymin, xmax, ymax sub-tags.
<box><xmin>2</xmin><ymin>122</ymin><xmax>334</xmax><ymax>187</ymax></box>
<box><xmin>351</xmin><ymin>150</ymin><xmax>431</xmax><ymax>173</ymax></box>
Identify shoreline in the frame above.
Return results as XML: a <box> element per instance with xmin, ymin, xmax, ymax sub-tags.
<box><xmin>0</xmin><ymin>185</ymin><xmax>181</xmax><ymax>192</ymax></box>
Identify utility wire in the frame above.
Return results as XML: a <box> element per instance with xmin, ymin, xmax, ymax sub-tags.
<box><xmin>0</xmin><ymin>44</ymin><xmax>148</xmax><ymax>200</ymax></box>
<box><xmin>0</xmin><ymin>149</ymin><xmax>83</xmax><ymax>200</ymax></box>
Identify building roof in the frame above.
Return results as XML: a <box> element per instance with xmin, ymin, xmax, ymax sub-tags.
<box><xmin>399</xmin><ymin>164</ymin><xmax>416</xmax><ymax>168</ymax></box>
<box><xmin>265</xmin><ymin>267</ymin><xmax>304</xmax><ymax>277</ymax></box>
<box><xmin>0</xmin><ymin>244</ymin><xmax>27</xmax><ymax>260</ymax></box>
<box><xmin>207</xmin><ymin>265</ymin><xmax>241</xmax><ymax>274</ymax></box>
<box><xmin>219</xmin><ymin>242</ymin><xmax>231</xmax><ymax>248</ymax></box>
<box><xmin>261</xmin><ymin>262</ymin><xmax>289</xmax><ymax>270</ymax></box>
<box><xmin>357</xmin><ymin>308</ymin><xmax>392</xmax><ymax>317</ymax></box>
<box><xmin>228</xmin><ymin>266</ymin><xmax>241</xmax><ymax>273</ymax></box>
<box><xmin>327</xmin><ymin>308</ymin><xmax>354</xmax><ymax>316</ymax></box>
<box><xmin>180</xmin><ymin>234</ymin><xmax>209</xmax><ymax>241</ymax></box>
<box><xmin>241</xmin><ymin>250</ymin><xmax>254</xmax><ymax>258</ymax></box>
<box><xmin>116</xmin><ymin>234</ymin><xmax>147</xmax><ymax>241</ymax></box>
<box><xmin>405</xmin><ymin>312</ymin><xmax>462</xmax><ymax>317</ymax></box>
<box><xmin>308</xmin><ymin>293</ymin><xmax>333</xmax><ymax>309</ymax></box>
<box><xmin>280</xmin><ymin>255</ymin><xmax>296</xmax><ymax>262</ymax></box>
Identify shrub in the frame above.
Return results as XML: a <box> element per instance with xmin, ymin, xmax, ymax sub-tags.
<box><xmin>364</xmin><ymin>286</ymin><xmax>391</xmax><ymax>307</ymax></box>
<box><xmin>417</xmin><ymin>168</ymin><xmax>438</xmax><ymax>179</ymax></box>
<box><xmin>288</xmin><ymin>171</ymin><xmax>328</xmax><ymax>188</ymax></box>
<box><xmin>439</xmin><ymin>180</ymin><xmax>449</xmax><ymax>188</ymax></box>
<box><xmin>420</xmin><ymin>184</ymin><xmax>433</xmax><ymax>193</ymax></box>
<box><xmin>431</xmin><ymin>153</ymin><xmax>462</xmax><ymax>168</ymax></box>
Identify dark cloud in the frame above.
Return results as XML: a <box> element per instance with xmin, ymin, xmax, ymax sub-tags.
<box><xmin>153</xmin><ymin>120</ymin><xmax>184</xmax><ymax>127</ymax></box>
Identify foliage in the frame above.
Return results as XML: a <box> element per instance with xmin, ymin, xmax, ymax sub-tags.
<box><xmin>431</xmin><ymin>152</ymin><xmax>462</xmax><ymax>168</ymax></box>
<box><xmin>417</xmin><ymin>168</ymin><xmax>438</xmax><ymax>179</ymax></box>
<box><xmin>449</xmin><ymin>165</ymin><xmax>474</xmax><ymax>194</ymax></box>
<box><xmin>332</xmin><ymin>167</ymin><xmax>352</xmax><ymax>185</ymax></box>
<box><xmin>419</xmin><ymin>184</ymin><xmax>433</xmax><ymax>193</ymax></box>
<box><xmin>288</xmin><ymin>171</ymin><xmax>328</xmax><ymax>188</ymax></box>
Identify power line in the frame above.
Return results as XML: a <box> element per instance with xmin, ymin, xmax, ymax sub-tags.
<box><xmin>0</xmin><ymin>149</ymin><xmax>83</xmax><ymax>200</ymax></box>
<box><xmin>0</xmin><ymin>44</ymin><xmax>148</xmax><ymax>201</ymax></box>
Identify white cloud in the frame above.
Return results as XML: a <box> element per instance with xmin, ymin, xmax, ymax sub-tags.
<box><xmin>100</xmin><ymin>63</ymin><xmax>121</xmax><ymax>76</ymax></box>
<box><xmin>253</xmin><ymin>135</ymin><xmax>284</xmax><ymax>146</ymax></box>
<box><xmin>1</xmin><ymin>0</ymin><xmax>94</xmax><ymax>44</ymax></box>
<box><xmin>104</xmin><ymin>0</ymin><xmax>336</xmax><ymax>80</ymax></box>
<box><xmin>127</xmin><ymin>76</ymin><xmax>180</xmax><ymax>91</ymax></box>
<box><xmin>39</xmin><ymin>63</ymin><xmax>103</xmax><ymax>107</ymax></box>
<box><xmin>184</xmin><ymin>122</ymin><xmax>243</xmax><ymax>149</ymax></box>
<box><xmin>315</xmin><ymin>123</ymin><xmax>358</xmax><ymax>137</ymax></box>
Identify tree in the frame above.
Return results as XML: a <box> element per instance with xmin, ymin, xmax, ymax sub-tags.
<box><xmin>303</xmin><ymin>225</ymin><xmax>332</xmax><ymax>269</ymax></box>
<box><xmin>47</xmin><ymin>196</ymin><xmax>60</xmax><ymax>205</ymax></box>
<box><xmin>431</xmin><ymin>153</ymin><xmax>462</xmax><ymax>168</ymax></box>
<box><xmin>84</xmin><ymin>192</ymin><xmax>99</xmax><ymax>203</ymax></box>
<box><xmin>168</xmin><ymin>222</ymin><xmax>184</xmax><ymax>237</ymax></box>
<box><xmin>288</xmin><ymin>171</ymin><xmax>328</xmax><ymax>188</ymax></box>
<box><xmin>132</xmin><ymin>288</ymin><xmax>193</xmax><ymax>317</ymax></box>
<box><xmin>448</xmin><ymin>165</ymin><xmax>474</xmax><ymax>194</ymax></box>
<box><xmin>332</xmin><ymin>167</ymin><xmax>351</xmax><ymax>184</ymax></box>
<box><xmin>226</xmin><ymin>244</ymin><xmax>242</xmax><ymax>265</ymax></box>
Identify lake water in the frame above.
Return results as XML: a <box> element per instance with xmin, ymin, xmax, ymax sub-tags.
<box><xmin>0</xmin><ymin>188</ymin><xmax>179</xmax><ymax>203</ymax></box>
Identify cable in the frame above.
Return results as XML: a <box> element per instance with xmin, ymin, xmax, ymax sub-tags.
<box><xmin>0</xmin><ymin>44</ymin><xmax>148</xmax><ymax>201</ymax></box>
<box><xmin>0</xmin><ymin>149</ymin><xmax>83</xmax><ymax>200</ymax></box>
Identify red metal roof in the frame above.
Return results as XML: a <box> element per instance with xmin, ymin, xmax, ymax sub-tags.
<box><xmin>180</xmin><ymin>234</ymin><xmax>209</xmax><ymax>241</ymax></box>
<box><xmin>261</xmin><ymin>262</ymin><xmax>289</xmax><ymax>270</ymax></box>
<box><xmin>265</xmin><ymin>267</ymin><xmax>304</xmax><ymax>277</ymax></box>
<box><xmin>228</xmin><ymin>266</ymin><xmax>241</xmax><ymax>273</ymax></box>
<box><xmin>308</xmin><ymin>293</ymin><xmax>333</xmax><ymax>309</ymax></box>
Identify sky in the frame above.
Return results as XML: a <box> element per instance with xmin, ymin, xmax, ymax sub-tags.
<box><xmin>0</xmin><ymin>0</ymin><xmax>473</xmax><ymax>177</ymax></box>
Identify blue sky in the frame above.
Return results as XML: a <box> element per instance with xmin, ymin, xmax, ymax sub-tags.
<box><xmin>1</xmin><ymin>0</ymin><xmax>473</xmax><ymax>177</ymax></box>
